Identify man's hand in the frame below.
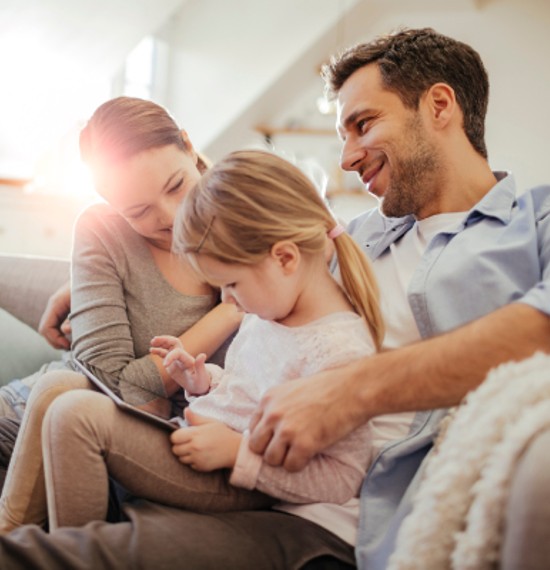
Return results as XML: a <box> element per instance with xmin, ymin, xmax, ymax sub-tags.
<box><xmin>170</xmin><ymin>408</ymin><xmax>242</xmax><ymax>471</ymax></box>
<box><xmin>248</xmin><ymin>366</ymin><xmax>365</xmax><ymax>472</ymax></box>
<box><xmin>38</xmin><ymin>281</ymin><xmax>71</xmax><ymax>350</ymax></box>
<box><xmin>150</xmin><ymin>335</ymin><xmax>210</xmax><ymax>395</ymax></box>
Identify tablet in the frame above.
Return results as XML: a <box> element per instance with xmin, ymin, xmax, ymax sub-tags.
<box><xmin>72</xmin><ymin>359</ymin><xmax>185</xmax><ymax>432</ymax></box>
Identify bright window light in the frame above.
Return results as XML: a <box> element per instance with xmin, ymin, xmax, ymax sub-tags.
<box><xmin>123</xmin><ymin>36</ymin><xmax>156</xmax><ymax>99</ymax></box>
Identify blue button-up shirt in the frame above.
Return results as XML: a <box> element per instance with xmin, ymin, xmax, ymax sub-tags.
<box><xmin>345</xmin><ymin>173</ymin><xmax>550</xmax><ymax>569</ymax></box>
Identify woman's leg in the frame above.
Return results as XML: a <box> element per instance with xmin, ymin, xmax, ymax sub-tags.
<box><xmin>0</xmin><ymin>370</ymin><xmax>90</xmax><ymax>532</ymax></box>
<box><xmin>43</xmin><ymin>389</ymin><xmax>274</xmax><ymax>530</ymax></box>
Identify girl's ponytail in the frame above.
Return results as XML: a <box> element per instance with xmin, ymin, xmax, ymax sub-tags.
<box><xmin>331</xmin><ymin>231</ymin><xmax>384</xmax><ymax>351</ymax></box>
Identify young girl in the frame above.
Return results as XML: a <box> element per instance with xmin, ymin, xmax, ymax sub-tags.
<box><xmin>14</xmin><ymin>151</ymin><xmax>384</xmax><ymax>544</ymax></box>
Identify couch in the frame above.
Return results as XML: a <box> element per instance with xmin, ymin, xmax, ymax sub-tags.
<box><xmin>0</xmin><ymin>253</ymin><xmax>549</xmax><ymax>568</ymax></box>
<box><xmin>0</xmin><ymin>255</ymin><xmax>68</xmax><ymax>386</ymax></box>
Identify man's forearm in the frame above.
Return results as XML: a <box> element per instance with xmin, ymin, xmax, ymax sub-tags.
<box><xmin>249</xmin><ymin>302</ymin><xmax>550</xmax><ymax>471</ymax></box>
<box><xmin>352</xmin><ymin>302</ymin><xmax>550</xmax><ymax>422</ymax></box>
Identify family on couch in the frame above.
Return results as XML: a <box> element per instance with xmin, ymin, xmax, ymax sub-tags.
<box><xmin>0</xmin><ymin>27</ymin><xmax>549</xmax><ymax>569</ymax></box>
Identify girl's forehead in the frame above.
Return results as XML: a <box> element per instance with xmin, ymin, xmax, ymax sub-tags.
<box><xmin>196</xmin><ymin>255</ymin><xmax>263</xmax><ymax>287</ymax></box>
<box><xmin>195</xmin><ymin>255</ymin><xmax>238</xmax><ymax>282</ymax></box>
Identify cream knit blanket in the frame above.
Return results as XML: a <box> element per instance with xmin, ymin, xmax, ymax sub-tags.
<box><xmin>387</xmin><ymin>352</ymin><xmax>550</xmax><ymax>570</ymax></box>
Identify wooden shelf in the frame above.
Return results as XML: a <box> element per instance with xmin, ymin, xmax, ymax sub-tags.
<box><xmin>255</xmin><ymin>125</ymin><xmax>336</xmax><ymax>138</ymax></box>
<box><xmin>0</xmin><ymin>177</ymin><xmax>32</xmax><ymax>188</ymax></box>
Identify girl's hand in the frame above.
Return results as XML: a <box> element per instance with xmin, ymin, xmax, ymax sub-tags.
<box><xmin>170</xmin><ymin>408</ymin><xmax>242</xmax><ymax>471</ymax></box>
<box><xmin>151</xmin><ymin>336</ymin><xmax>211</xmax><ymax>395</ymax></box>
<box><xmin>150</xmin><ymin>334</ymin><xmax>183</xmax><ymax>358</ymax></box>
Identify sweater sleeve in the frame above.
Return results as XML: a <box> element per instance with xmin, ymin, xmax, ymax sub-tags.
<box><xmin>69</xmin><ymin>206</ymin><xmax>165</xmax><ymax>403</ymax></box>
<box><xmin>230</xmin><ymin>423</ymin><xmax>373</xmax><ymax>504</ymax></box>
<box><xmin>184</xmin><ymin>363</ymin><xmax>224</xmax><ymax>401</ymax></box>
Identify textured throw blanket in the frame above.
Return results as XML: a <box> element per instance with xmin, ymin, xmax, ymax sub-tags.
<box><xmin>387</xmin><ymin>352</ymin><xmax>550</xmax><ymax>570</ymax></box>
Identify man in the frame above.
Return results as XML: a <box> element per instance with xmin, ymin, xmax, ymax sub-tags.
<box><xmin>1</xmin><ymin>27</ymin><xmax>549</xmax><ymax>570</ymax></box>
<box><xmin>248</xmin><ymin>27</ymin><xmax>550</xmax><ymax>567</ymax></box>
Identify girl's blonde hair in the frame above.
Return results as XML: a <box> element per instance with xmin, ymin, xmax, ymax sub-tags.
<box><xmin>174</xmin><ymin>150</ymin><xmax>384</xmax><ymax>349</ymax></box>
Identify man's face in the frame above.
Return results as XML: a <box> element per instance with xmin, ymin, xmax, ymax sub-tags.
<box><xmin>336</xmin><ymin>64</ymin><xmax>443</xmax><ymax>219</ymax></box>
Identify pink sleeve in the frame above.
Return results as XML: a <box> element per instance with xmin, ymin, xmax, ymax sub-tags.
<box><xmin>205</xmin><ymin>364</ymin><xmax>224</xmax><ymax>390</ymax></box>
<box><xmin>185</xmin><ymin>363</ymin><xmax>224</xmax><ymax>401</ymax></box>
<box><xmin>230</xmin><ymin>423</ymin><xmax>373</xmax><ymax>504</ymax></box>
<box><xmin>229</xmin><ymin>430</ymin><xmax>263</xmax><ymax>490</ymax></box>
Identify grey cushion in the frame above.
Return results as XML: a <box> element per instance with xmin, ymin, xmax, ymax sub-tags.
<box><xmin>0</xmin><ymin>309</ymin><xmax>62</xmax><ymax>386</ymax></box>
<box><xmin>0</xmin><ymin>255</ymin><xmax>69</xmax><ymax>386</ymax></box>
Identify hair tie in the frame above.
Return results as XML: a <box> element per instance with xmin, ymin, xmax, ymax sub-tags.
<box><xmin>195</xmin><ymin>215</ymin><xmax>216</xmax><ymax>253</ymax></box>
<box><xmin>327</xmin><ymin>224</ymin><xmax>345</xmax><ymax>240</ymax></box>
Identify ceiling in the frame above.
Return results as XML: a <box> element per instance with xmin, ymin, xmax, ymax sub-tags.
<box><xmin>1</xmin><ymin>0</ymin><xmax>550</xmax><ymax>195</ymax></box>
<box><xmin>0</xmin><ymin>0</ymin><xmax>184</xmax><ymax>178</ymax></box>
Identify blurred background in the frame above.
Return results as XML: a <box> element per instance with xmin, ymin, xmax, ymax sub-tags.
<box><xmin>1</xmin><ymin>0</ymin><xmax>549</xmax><ymax>258</ymax></box>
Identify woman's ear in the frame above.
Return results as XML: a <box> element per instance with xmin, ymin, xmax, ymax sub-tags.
<box><xmin>196</xmin><ymin>152</ymin><xmax>212</xmax><ymax>173</ymax></box>
<box><xmin>180</xmin><ymin>130</ymin><xmax>211</xmax><ymax>173</ymax></box>
<box><xmin>270</xmin><ymin>241</ymin><xmax>300</xmax><ymax>274</ymax></box>
<box><xmin>180</xmin><ymin>129</ymin><xmax>199</xmax><ymax>161</ymax></box>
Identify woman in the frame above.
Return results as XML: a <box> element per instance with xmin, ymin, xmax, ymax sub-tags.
<box><xmin>0</xmin><ymin>96</ymin><xmax>242</xmax><ymax>532</ymax></box>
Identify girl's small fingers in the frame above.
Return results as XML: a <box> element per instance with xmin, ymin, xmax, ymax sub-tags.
<box><xmin>170</xmin><ymin>428</ymin><xmax>193</xmax><ymax>445</ymax></box>
<box><xmin>150</xmin><ymin>347</ymin><xmax>167</xmax><ymax>357</ymax></box>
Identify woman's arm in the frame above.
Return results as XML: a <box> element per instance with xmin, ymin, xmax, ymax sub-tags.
<box><xmin>70</xmin><ymin>206</ymin><xmax>239</xmax><ymax>404</ymax></box>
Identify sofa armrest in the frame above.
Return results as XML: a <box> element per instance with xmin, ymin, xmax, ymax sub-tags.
<box><xmin>0</xmin><ymin>254</ymin><xmax>70</xmax><ymax>331</ymax></box>
<box><xmin>501</xmin><ymin>427</ymin><xmax>550</xmax><ymax>569</ymax></box>
<box><xmin>0</xmin><ymin>255</ymin><xmax>69</xmax><ymax>386</ymax></box>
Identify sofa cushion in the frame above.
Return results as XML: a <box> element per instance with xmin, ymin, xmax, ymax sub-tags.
<box><xmin>0</xmin><ymin>309</ymin><xmax>62</xmax><ymax>386</ymax></box>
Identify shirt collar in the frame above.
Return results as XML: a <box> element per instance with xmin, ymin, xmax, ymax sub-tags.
<box><xmin>464</xmin><ymin>171</ymin><xmax>517</xmax><ymax>225</ymax></box>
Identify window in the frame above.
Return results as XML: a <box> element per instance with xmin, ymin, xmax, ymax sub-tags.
<box><xmin>121</xmin><ymin>36</ymin><xmax>156</xmax><ymax>99</ymax></box>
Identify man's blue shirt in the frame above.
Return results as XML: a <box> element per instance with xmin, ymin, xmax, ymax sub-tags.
<box><xmin>346</xmin><ymin>173</ymin><xmax>550</xmax><ymax>569</ymax></box>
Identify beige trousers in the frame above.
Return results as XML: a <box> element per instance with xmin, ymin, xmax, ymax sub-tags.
<box><xmin>44</xmin><ymin>386</ymin><xmax>274</xmax><ymax>529</ymax></box>
<box><xmin>0</xmin><ymin>370</ymin><xmax>90</xmax><ymax>532</ymax></box>
<box><xmin>0</xmin><ymin>370</ymin><xmax>273</xmax><ymax>531</ymax></box>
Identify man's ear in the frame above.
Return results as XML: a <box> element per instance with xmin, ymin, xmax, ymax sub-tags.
<box><xmin>270</xmin><ymin>241</ymin><xmax>300</xmax><ymax>274</ymax></box>
<box><xmin>424</xmin><ymin>83</ymin><xmax>457</xmax><ymax>128</ymax></box>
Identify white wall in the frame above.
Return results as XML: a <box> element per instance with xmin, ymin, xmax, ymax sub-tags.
<box><xmin>0</xmin><ymin>186</ymin><xmax>95</xmax><ymax>258</ymax></box>
<box><xmin>3</xmin><ymin>0</ymin><xmax>549</xmax><ymax>256</ymax></box>
<box><xmin>340</xmin><ymin>0</ymin><xmax>550</xmax><ymax>192</ymax></box>
<box><xmin>161</xmin><ymin>0</ymin><xmax>550</xmax><ymax>193</ymax></box>
<box><xmin>159</xmin><ymin>0</ymin><xmax>361</xmax><ymax>153</ymax></box>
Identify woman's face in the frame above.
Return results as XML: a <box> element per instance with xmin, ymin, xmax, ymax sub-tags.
<box><xmin>96</xmin><ymin>145</ymin><xmax>202</xmax><ymax>250</ymax></box>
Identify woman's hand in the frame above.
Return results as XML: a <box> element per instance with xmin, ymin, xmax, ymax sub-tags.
<box><xmin>151</xmin><ymin>335</ymin><xmax>211</xmax><ymax>395</ymax></box>
<box><xmin>38</xmin><ymin>281</ymin><xmax>72</xmax><ymax>350</ymax></box>
<box><xmin>170</xmin><ymin>408</ymin><xmax>242</xmax><ymax>471</ymax></box>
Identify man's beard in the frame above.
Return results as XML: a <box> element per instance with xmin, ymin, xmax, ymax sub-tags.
<box><xmin>380</xmin><ymin>119</ymin><xmax>442</xmax><ymax>219</ymax></box>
